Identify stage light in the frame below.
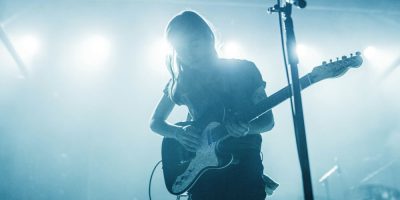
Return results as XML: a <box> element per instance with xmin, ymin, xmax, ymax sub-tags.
<box><xmin>363</xmin><ymin>46</ymin><xmax>378</xmax><ymax>61</ymax></box>
<box><xmin>296</xmin><ymin>43</ymin><xmax>319</xmax><ymax>61</ymax></box>
<box><xmin>296</xmin><ymin>43</ymin><xmax>309</xmax><ymax>58</ymax></box>
<box><xmin>296</xmin><ymin>43</ymin><xmax>321</xmax><ymax>70</ymax></box>
<box><xmin>78</xmin><ymin>35</ymin><xmax>111</xmax><ymax>67</ymax></box>
<box><xmin>147</xmin><ymin>38</ymin><xmax>172</xmax><ymax>74</ymax></box>
<box><xmin>159</xmin><ymin>39</ymin><xmax>173</xmax><ymax>57</ymax></box>
<box><xmin>220</xmin><ymin>41</ymin><xmax>243</xmax><ymax>59</ymax></box>
<box><xmin>15</xmin><ymin>35</ymin><xmax>41</xmax><ymax>62</ymax></box>
<box><xmin>153</xmin><ymin>38</ymin><xmax>172</xmax><ymax>62</ymax></box>
<box><xmin>363</xmin><ymin>46</ymin><xmax>397</xmax><ymax>71</ymax></box>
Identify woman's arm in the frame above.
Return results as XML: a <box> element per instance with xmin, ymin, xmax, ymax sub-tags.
<box><xmin>248</xmin><ymin>84</ymin><xmax>274</xmax><ymax>133</ymax></box>
<box><xmin>225</xmin><ymin>85</ymin><xmax>275</xmax><ymax>137</ymax></box>
<box><xmin>150</xmin><ymin>94</ymin><xmax>181</xmax><ymax>139</ymax></box>
<box><xmin>150</xmin><ymin>94</ymin><xmax>201</xmax><ymax>152</ymax></box>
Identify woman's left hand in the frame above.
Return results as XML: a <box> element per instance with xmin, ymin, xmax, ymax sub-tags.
<box><xmin>225</xmin><ymin>117</ymin><xmax>250</xmax><ymax>137</ymax></box>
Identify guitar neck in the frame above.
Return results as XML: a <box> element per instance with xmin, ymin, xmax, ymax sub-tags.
<box><xmin>244</xmin><ymin>73</ymin><xmax>314</xmax><ymax>122</ymax></box>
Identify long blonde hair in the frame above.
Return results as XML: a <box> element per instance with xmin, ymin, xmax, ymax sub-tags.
<box><xmin>164</xmin><ymin>11</ymin><xmax>217</xmax><ymax>100</ymax></box>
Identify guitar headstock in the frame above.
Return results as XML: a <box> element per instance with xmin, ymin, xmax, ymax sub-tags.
<box><xmin>310</xmin><ymin>52</ymin><xmax>363</xmax><ymax>83</ymax></box>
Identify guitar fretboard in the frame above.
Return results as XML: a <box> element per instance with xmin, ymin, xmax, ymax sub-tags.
<box><xmin>212</xmin><ymin>74</ymin><xmax>315</xmax><ymax>143</ymax></box>
<box><xmin>243</xmin><ymin>73</ymin><xmax>314</xmax><ymax>122</ymax></box>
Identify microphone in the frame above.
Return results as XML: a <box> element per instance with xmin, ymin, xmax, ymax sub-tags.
<box><xmin>286</xmin><ymin>0</ymin><xmax>307</xmax><ymax>9</ymax></box>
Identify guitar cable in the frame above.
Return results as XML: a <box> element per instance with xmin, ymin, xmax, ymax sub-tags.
<box><xmin>148</xmin><ymin>160</ymin><xmax>162</xmax><ymax>200</ymax></box>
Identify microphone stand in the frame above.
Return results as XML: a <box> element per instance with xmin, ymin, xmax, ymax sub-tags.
<box><xmin>268</xmin><ymin>1</ymin><xmax>314</xmax><ymax>200</ymax></box>
<box><xmin>319</xmin><ymin>165</ymin><xmax>339</xmax><ymax>200</ymax></box>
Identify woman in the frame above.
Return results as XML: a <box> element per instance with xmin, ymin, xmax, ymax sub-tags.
<box><xmin>150</xmin><ymin>10</ymin><xmax>274</xmax><ymax>200</ymax></box>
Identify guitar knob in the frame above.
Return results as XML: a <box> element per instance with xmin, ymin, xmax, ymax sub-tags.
<box><xmin>329</xmin><ymin>59</ymin><xmax>333</xmax><ymax>63</ymax></box>
<box><xmin>342</xmin><ymin>56</ymin><xmax>347</xmax><ymax>59</ymax></box>
<box><xmin>350</xmin><ymin>53</ymin><xmax>353</xmax><ymax>57</ymax></box>
<box><xmin>336</xmin><ymin>57</ymin><xmax>339</xmax><ymax>61</ymax></box>
<box><xmin>356</xmin><ymin>51</ymin><xmax>361</xmax><ymax>56</ymax></box>
<box><xmin>322</xmin><ymin>61</ymin><xmax>327</xmax><ymax>65</ymax></box>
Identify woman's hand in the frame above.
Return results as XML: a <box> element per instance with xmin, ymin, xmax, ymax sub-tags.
<box><xmin>225</xmin><ymin>117</ymin><xmax>250</xmax><ymax>137</ymax></box>
<box><xmin>175</xmin><ymin>125</ymin><xmax>202</xmax><ymax>152</ymax></box>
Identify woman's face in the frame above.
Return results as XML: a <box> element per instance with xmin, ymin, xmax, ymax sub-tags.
<box><xmin>172</xmin><ymin>35</ymin><xmax>212</xmax><ymax>67</ymax></box>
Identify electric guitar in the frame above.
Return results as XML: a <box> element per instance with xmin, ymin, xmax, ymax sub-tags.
<box><xmin>161</xmin><ymin>52</ymin><xmax>363</xmax><ymax>195</ymax></box>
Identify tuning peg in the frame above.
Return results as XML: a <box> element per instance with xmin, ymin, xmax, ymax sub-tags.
<box><xmin>322</xmin><ymin>61</ymin><xmax>327</xmax><ymax>65</ymax></box>
<box><xmin>342</xmin><ymin>56</ymin><xmax>347</xmax><ymax>60</ymax></box>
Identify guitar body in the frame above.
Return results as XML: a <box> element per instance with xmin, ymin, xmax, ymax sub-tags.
<box><xmin>161</xmin><ymin>121</ymin><xmax>234</xmax><ymax>195</ymax></box>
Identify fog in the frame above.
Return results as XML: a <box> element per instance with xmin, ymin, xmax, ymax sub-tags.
<box><xmin>0</xmin><ymin>0</ymin><xmax>399</xmax><ymax>199</ymax></box>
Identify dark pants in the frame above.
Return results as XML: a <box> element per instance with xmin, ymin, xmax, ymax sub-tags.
<box><xmin>188</xmin><ymin>150</ymin><xmax>266</xmax><ymax>200</ymax></box>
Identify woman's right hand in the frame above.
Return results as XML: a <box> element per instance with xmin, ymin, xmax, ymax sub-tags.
<box><xmin>175</xmin><ymin>125</ymin><xmax>202</xmax><ymax>152</ymax></box>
